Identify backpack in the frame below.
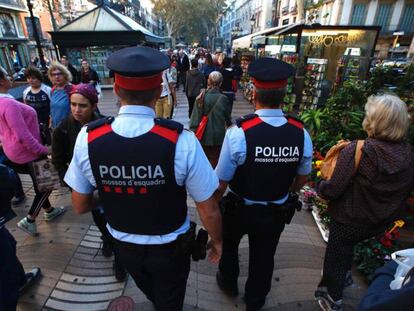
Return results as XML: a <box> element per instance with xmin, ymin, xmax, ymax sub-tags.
<box><xmin>320</xmin><ymin>140</ymin><xmax>364</xmax><ymax>180</ymax></box>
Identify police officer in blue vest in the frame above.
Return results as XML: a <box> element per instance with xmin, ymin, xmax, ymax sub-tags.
<box><xmin>64</xmin><ymin>46</ymin><xmax>222</xmax><ymax>310</ymax></box>
<box><xmin>214</xmin><ymin>58</ymin><xmax>313</xmax><ymax>310</ymax></box>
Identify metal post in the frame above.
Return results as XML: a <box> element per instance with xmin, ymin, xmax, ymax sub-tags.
<box><xmin>27</xmin><ymin>0</ymin><xmax>47</xmax><ymax>69</ymax></box>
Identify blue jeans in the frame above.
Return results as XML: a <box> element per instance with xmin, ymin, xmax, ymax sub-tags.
<box><xmin>0</xmin><ymin>226</ymin><xmax>26</xmax><ymax>311</ymax></box>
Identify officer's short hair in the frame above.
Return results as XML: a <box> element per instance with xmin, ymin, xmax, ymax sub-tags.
<box><xmin>255</xmin><ymin>87</ymin><xmax>286</xmax><ymax>107</ymax></box>
<box><xmin>116</xmin><ymin>86</ymin><xmax>160</xmax><ymax>105</ymax></box>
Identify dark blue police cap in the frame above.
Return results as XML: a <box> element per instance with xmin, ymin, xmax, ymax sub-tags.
<box><xmin>248</xmin><ymin>57</ymin><xmax>295</xmax><ymax>89</ymax></box>
<box><xmin>107</xmin><ymin>46</ymin><xmax>170</xmax><ymax>91</ymax></box>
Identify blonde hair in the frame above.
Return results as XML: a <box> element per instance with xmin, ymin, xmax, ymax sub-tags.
<box><xmin>48</xmin><ymin>62</ymin><xmax>72</xmax><ymax>83</ymax></box>
<box><xmin>362</xmin><ymin>94</ymin><xmax>409</xmax><ymax>142</ymax></box>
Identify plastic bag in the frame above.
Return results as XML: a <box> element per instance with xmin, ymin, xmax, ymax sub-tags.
<box><xmin>390</xmin><ymin>248</ymin><xmax>414</xmax><ymax>290</ymax></box>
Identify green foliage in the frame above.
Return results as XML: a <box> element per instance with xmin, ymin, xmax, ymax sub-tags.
<box><xmin>301</xmin><ymin>80</ymin><xmax>367</xmax><ymax>154</ymax></box>
<box><xmin>152</xmin><ymin>0</ymin><xmax>226</xmax><ymax>44</ymax></box>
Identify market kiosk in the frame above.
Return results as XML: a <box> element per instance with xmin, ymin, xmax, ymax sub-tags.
<box><xmin>50</xmin><ymin>4</ymin><xmax>164</xmax><ymax>85</ymax></box>
<box><xmin>249</xmin><ymin>24</ymin><xmax>380</xmax><ymax>109</ymax></box>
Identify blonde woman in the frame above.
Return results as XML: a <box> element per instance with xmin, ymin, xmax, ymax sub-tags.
<box><xmin>48</xmin><ymin>63</ymin><xmax>73</xmax><ymax>128</ymax></box>
<box><xmin>315</xmin><ymin>94</ymin><xmax>414</xmax><ymax>311</ymax></box>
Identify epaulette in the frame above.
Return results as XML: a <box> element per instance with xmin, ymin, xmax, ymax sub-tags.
<box><xmin>235</xmin><ymin>114</ymin><xmax>258</xmax><ymax>128</ymax></box>
<box><xmin>154</xmin><ymin>118</ymin><xmax>184</xmax><ymax>134</ymax></box>
<box><xmin>285</xmin><ymin>115</ymin><xmax>304</xmax><ymax>130</ymax></box>
<box><xmin>87</xmin><ymin>116</ymin><xmax>114</xmax><ymax>132</ymax></box>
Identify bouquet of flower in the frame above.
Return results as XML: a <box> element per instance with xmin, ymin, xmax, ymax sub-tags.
<box><xmin>300</xmin><ymin>186</ymin><xmax>317</xmax><ymax>210</ymax></box>
<box><xmin>353</xmin><ymin>220</ymin><xmax>405</xmax><ymax>281</ymax></box>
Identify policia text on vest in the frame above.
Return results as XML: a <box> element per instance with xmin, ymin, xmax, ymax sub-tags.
<box><xmin>254</xmin><ymin>146</ymin><xmax>300</xmax><ymax>163</ymax></box>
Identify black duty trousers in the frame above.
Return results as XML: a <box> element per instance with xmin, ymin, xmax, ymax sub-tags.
<box><xmin>318</xmin><ymin>220</ymin><xmax>384</xmax><ymax>301</ymax></box>
<box><xmin>219</xmin><ymin>203</ymin><xmax>285</xmax><ymax>310</ymax></box>
<box><xmin>114</xmin><ymin>239</ymin><xmax>191</xmax><ymax>311</ymax></box>
<box><xmin>0</xmin><ymin>227</ymin><xmax>26</xmax><ymax>311</ymax></box>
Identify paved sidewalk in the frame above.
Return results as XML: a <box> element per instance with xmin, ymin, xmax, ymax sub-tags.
<box><xmin>9</xmin><ymin>89</ymin><xmax>368</xmax><ymax>311</ymax></box>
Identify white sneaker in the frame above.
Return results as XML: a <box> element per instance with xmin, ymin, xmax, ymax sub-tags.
<box><xmin>44</xmin><ymin>206</ymin><xmax>66</xmax><ymax>222</ymax></box>
<box><xmin>17</xmin><ymin>218</ymin><xmax>38</xmax><ymax>236</ymax></box>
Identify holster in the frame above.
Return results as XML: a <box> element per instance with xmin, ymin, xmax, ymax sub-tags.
<box><xmin>175</xmin><ymin>221</ymin><xmax>208</xmax><ymax>261</ymax></box>
<box><xmin>219</xmin><ymin>192</ymin><xmax>244</xmax><ymax>216</ymax></box>
<box><xmin>270</xmin><ymin>193</ymin><xmax>302</xmax><ymax>224</ymax></box>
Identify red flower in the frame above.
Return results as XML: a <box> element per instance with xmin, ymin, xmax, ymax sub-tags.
<box><xmin>380</xmin><ymin>236</ymin><xmax>393</xmax><ymax>248</ymax></box>
<box><xmin>313</xmin><ymin>151</ymin><xmax>325</xmax><ymax>161</ymax></box>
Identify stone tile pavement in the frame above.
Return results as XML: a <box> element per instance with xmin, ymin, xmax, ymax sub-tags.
<box><xmin>7</xmin><ymin>89</ymin><xmax>368</xmax><ymax>310</ymax></box>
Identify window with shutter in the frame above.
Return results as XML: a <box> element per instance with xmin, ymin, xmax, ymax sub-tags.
<box><xmin>399</xmin><ymin>4</ymin><xmax>414</xmax><ymax>33</ymax></box>
<box><xmin>351</xmin><ymin>4</ymin><xmax>366</xmax><ymax>25</ymax></box>
<box><xmin>375</xmin><ymin>3</ymin><xmax>393</xmax><ymax>32</ymax></box>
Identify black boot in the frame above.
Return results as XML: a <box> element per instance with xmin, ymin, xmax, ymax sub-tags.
<box><xmin>216</xmin><ymin>271</ymin><xmax>238</xmax><ymax>297</ymax></box>
<box><xmin>101</xmin><ymin>237</ymin><xmax>113</xmax><ymax>258</ymax></box>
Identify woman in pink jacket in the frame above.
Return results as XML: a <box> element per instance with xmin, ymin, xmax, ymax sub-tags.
<box><xmin>0</xmin><ymin>67</ymin><xmax>65</xmax><ymax>236</ymax></box>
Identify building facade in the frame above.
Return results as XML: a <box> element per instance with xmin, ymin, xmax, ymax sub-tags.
<box><xmin>219</xmin><ymin>0</ymin><xmax>276</xmax><ymax>52</ymax></box>
<box><xmin>0</xmin><ymin>0</ymin><xmax>31</xmax><ymax>72</ymax></box>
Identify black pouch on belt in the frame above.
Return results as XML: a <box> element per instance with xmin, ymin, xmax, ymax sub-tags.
<box><xmin>219</xmin><ymin>192</ymin><xmax>244</xmax><ymax>216</ymax></box>
<box><xmin>269</xmin><ymin>193</ymin><xmax>302</xmax><ymax>224</ymax></box>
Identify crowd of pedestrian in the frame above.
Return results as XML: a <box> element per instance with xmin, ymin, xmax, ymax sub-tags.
<box><xmin>0</xmin><ymin>45</ymin><xmax>413</xmax><ymax>311</ymax></box>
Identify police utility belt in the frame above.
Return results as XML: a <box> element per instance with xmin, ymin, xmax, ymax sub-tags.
<box><xmin>220</xmin><ymin>191</ymin><xmax>302</xmax><ymax>224</ymax></box>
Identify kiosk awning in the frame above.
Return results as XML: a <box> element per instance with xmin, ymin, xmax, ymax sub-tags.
<box><xmin>50</xmin><ymin>5</ymin><xmax>163</xmax><ymax>46</ymax></box>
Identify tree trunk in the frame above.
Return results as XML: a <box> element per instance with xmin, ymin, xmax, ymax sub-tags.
<box><xmin>296</xmin><ymin>0</ymin><xmax>305</xmax><ymax>23</ymax></box>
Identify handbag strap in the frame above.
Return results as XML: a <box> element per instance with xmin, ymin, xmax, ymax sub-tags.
<box><xmin>353</xmin><ymin>140</ymin><xmax>364</xmax><ymax>174</ymax></box>
<box><xmin>203</xmin><ymin>92</ymin><xmax>221</xmax><ymax>117</ymax></box>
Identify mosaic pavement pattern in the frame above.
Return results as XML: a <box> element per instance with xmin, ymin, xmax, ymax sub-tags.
<box><xmin>8</xmin><ymin>89</ymin><xmax>368</xmax><ymax>311</ymax></box>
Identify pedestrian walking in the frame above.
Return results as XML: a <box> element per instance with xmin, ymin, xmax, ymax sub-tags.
<box><xmin>168</xmin><ymin>56</ymin><xmax>178</xmax><ymax>119</ymax></box>
<box><xmin>23</xmin><ymin>67</ymin><xmax>52</xmax><ymax>125</ymax></box>
<box><xmin>201</xmin><ymin>53</ymin><xmax>216</xmax><ymax>81</ymax></box>
<box><xmin>214</xmin><ymin>58</ymin><xmax>313</xmax><ymax>311</ymax></box>
<box><xmin>60</xmin><ymin>55</ymin><xmax>80</xmax><ymax>84</ymax></box>
<box><xmin>48</xmin><ymin>63</ymin><xmax>74</xmax><ymax>129</ymax></box>
<box><xmin>220</xmin><ymin>57</ymin><xmax>236</xmax><ymax>114</ymax></box>
<box><xmin>51</xmin><ymin>83</ymin><xmax>126</xmax><ymax>281</ymax></box>
<box><xmin>0</xmin><ymin>163</ymin><xmax>41</xmax><ymax>310</ymax></box>
<box><xmin>79</xmin><ymin>59</ymin><xmax>100</xmax><ymax>84</ymax></box>
<box><xmin>177</xmin><ymin>49</ymin><xmax>190</xmax><ymax>91</ymax></box>
<box><xmin>185</xmin><ymin>58</ymin><xmax>205</xmax><ymax>118</ymax></box>
<box><xmin>315</xmin><ymin>94</ymin><xmax>414</xmax><ymax>311</ymax></box>
<box><xmin>155</xmin><ymin>68</ymin><xmax>175</xmax><ymax>119</ymax></box>
<box><xmin>0</xmin><ymin>67</ymin><xmax>65</xmax><ymax>236</ymax></box>
<box><xmin>189</xmin><ymin>71</ymin><xmax>231</xmax><ymax>168</ymax></box>
<box><xmin>64</xmin><ymin>46</ymin><xmax>222</xmax><ymax>311</ymax></box>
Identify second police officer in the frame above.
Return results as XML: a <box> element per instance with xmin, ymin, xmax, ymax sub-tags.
<box><xmin>64</xmin><ymin>46</ymin><xmax>223</xmax><ymax>310</ymax></box>
<box><xmin>214</xmin><ymin>58</ymin><xmax>313</xmax><ymax>311</ymax></box>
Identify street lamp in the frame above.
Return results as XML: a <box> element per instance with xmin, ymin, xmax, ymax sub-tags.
<box><xmin>26</xmin><ymin>0</ymin><xmax>46</xmax><ymax>69</ymax></box>
<box><xmin>250</xmin><ymin>15</ymin><xmax>256</xmax><ymax>34</ymax></box>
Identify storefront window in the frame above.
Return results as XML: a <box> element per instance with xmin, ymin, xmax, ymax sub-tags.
<box><xmin>300</xmin><ymin>29</ymin><xmax>377</xmax><ymax>83</ymax></box>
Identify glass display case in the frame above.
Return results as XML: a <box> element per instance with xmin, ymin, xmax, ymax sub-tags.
<box><xmin>250</xmin><ymin>25</ymin><xmax>380</xmax><ymax>109</ymax></box>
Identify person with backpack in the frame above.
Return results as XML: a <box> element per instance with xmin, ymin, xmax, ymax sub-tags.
<box><xmin>315</xmin><ymin>94</ymin><xmax>414</xmax><ymax>311</ymax></box>
<box><xmin>48</xmin><ymin>63</ymin><xmax>74</xmax><ymax>129</ymax></box>
<box><xmin>0</xmin><ymin>163</ymin><xmax>41</xmax><ymax>310</ymax></box>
